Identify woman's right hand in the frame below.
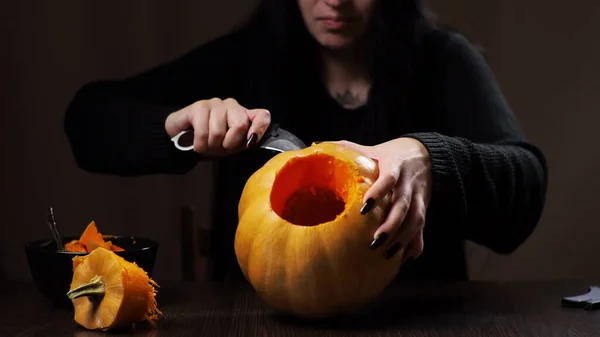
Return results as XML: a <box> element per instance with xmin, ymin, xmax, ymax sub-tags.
<box><xmin>165</xmin><ymin>98</ymin><xmax>271</xmax><ymax>156</ymax></box>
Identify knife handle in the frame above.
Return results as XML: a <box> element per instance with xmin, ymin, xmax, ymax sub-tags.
<box><xmin>170</xmin><ymin>123</ymin><xmax>279</xmax><ymax>152</ymax></box>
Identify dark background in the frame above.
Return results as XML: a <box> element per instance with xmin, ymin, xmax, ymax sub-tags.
<box><xmin>1</xmin><ymin>0</ymin><xmax>597</xmax><ymax>281</ymax></box>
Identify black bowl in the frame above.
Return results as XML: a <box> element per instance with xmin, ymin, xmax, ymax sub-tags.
<box><xmin>25</xmin><ymin>236</ymin><xmax>158</xmax><ymax>308</ymax></box>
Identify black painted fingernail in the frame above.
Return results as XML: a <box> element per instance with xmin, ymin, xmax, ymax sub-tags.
<box><xmin>385</xmin><ymin>243</ymin><xmax>402</xmax><ymax>260</ymax></box>
<box><xmin>246</xmin><ymin>133</ymin><xmax>258</xmax><ymax>148</ymax></box>
<box><xmin>360</xmin><ymin>198</ymin><xmax>375</xmax><ymax>215</ymax></box>
<box><xmin>369</xmin><ymin>232</ymin><xmax>388</xmax><ymax>250</ymax></box>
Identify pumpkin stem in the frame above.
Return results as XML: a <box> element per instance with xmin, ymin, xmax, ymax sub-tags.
<box><xmin>67</xmin><ymin>275</ymin><xmax>106</xmax><ymax>299</ymax></box>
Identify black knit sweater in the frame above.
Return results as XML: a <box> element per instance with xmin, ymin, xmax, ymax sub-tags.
<box><xmin>64</xmin><ymin>26</ymin><xmax>548</xmax><ymax>281</ymax></box>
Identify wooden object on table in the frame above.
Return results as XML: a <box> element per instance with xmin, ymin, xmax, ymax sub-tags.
<box><xmin>180</xmin><ymin>204</ymin><xmax>214</xmax><ymax>281</ymax></box>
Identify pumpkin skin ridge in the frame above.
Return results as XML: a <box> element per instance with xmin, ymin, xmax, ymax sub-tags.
<box><xmin>275</xmin><ymin>179</ymin><xmax>392</xmax><ymax>317</ymax></box>
<box><xmin>235</xmin><ymin>142</ymin><xmax>403</xmax><ymax>319</ymax></box>
<box><xmin>284</xmin><ymin>225</ymin><xmax>325</xmax><ymax>315</ymax></box>
<box><xmin>240</xmin><ymin>210</ymin><xmax>294</xmax><ymax>310</ymax></box>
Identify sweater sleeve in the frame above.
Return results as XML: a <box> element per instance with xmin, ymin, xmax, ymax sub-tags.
<box><xmin>404</xmin><ymin>32</ymin><xmax>548</xmax><ymax>255</ymax></box>
<box><xmin>64</xmin><ymin>29</ymin><xmax>250</xmax><ymax>176</ymax></box>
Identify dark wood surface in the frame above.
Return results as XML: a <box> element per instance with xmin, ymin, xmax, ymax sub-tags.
<box><xmin>2</xmin><ymin>280</ymin><xmax>600</xmax><ymax>336</ymax></box>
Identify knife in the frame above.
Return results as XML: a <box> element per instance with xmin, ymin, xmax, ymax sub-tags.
<box><xmin>170</xmin><ymin>123</ymin><xmax>307</xmax><ymax>153</ymax></box>
<box><xmin>562</xmin><ymin>286</ymin><xmax>600</xmax><ymax>310</ymax></box>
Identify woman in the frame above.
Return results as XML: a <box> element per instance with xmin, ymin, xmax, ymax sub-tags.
<box><xmin>64</xmin><ymin>0</ymin><xmax>548</xmax><ymax>281</ymax></box>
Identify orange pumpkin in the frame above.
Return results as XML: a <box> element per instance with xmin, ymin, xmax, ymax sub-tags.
<box><xmin>235</xmin><ymin>142</ymin><xmax>403</xmax><ymax>318</ymax></box>
<box><xmin>67</xmin><ymin>247</ymin><xmax>161</xmax><ymax>331</ymax></box>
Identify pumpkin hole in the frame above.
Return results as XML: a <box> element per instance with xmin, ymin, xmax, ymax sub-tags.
<box><xmin>270</xmin><ymin>153</ymin><xmax>354</xmax><ymax>226</ymax></box>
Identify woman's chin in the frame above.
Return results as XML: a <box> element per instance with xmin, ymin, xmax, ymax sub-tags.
<box><xmin>317</xmin><ymin>35</ymin><xmax>359</xmax><ymax>51</ymax></box>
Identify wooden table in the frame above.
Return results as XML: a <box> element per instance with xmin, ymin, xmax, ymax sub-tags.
<box><xmin>2</xmin><ymin>280</ymin><xmax>599</xmax><ymax>336</ymax></box>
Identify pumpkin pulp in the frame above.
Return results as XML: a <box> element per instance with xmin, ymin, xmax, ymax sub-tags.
<box><xmin>68</xmin><ymin>247</ymin><xmax>161</xmax><ymax>331</ymax></box>
<box><xmin>270</xmin><ymin>153</ymin><xmax>355</xmax><ymax>227</ymax></box>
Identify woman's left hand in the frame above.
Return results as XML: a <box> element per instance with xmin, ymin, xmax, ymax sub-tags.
<box><xmin>335</xmin><ymin>138</ymin><xmax>433</xmax><ymax>263</ymax></box>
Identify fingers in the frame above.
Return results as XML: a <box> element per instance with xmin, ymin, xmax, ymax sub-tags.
<box><xmin>246</xmin><ymin>108</ymin><xmax>271</xmax><ymax>145</ymax></box>
<box><xmin>403</xmin><ymin>229</ymin><xmax>424</xmax><ymax>262</ymax></box>
<box><xmin>183</xmin><ymin>98</ymin><xmax>262</xmax><ymax>155</ymax></box>
<box><xmin>189</xmin><ymin>101</ymin><xmax>211</xmax><ymax>153</ymax></box>
<box><xmin>165</xmin><ymin>107</ymin><xmax>192</xmax><ymax>138</ymax></box>
<box><xmin>392</xmin><ymin>191</ymin><xmax>426</xmax><ymax>248</ymax></box>
<box><xmin>369</xmin><ymin>174</ymin><xmax>427</xmax><ymax>262</ymax></box>
<box><xmin>373</xmin><ymin>178</ymin><xmax>411</xmax><ymax>240</ymax></box>
<box><xmin>207</xmin><ymin>100</ymin><xmax>227</xmax><ymax>151</ymax></box>
<box><xmin>336</xmin><ymin>140</ymin><xmax>400</xmax><ymax>218</ymax></box>
<box><xmin>333</xmin><ymin>140</ymin><xmax>373</xmax><ymax>156</ymax></box>
<box><xmin>382</xmin><ymin>190</ymin><xmax>427</xmax><ymax>260</ymax></box>
<box><xmin>360</xmin><ymin>159</ymin><xmax>400</xmax><ymax>215</ymax></box>
<box><xmin>222</xmin><ymin>99</ymin><xmax>250</xmax><ymax>151</ymax></box>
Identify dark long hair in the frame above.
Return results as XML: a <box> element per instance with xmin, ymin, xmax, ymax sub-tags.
<box><xmin>237</xmin><ymin>0</ymin><xmax>438</xmax><ymax>144</ymax></box>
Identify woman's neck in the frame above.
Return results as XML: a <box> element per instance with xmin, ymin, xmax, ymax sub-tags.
<box><xmin>320</xmin><ymin>46</ymin><xmax>373</xmax><ymax>109</ymax></box>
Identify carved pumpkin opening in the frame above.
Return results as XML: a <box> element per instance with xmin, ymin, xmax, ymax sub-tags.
<box><xmin>270</xmin><ymin>153</ymin><xmax>355</xmax><ymax>226</ymax></box>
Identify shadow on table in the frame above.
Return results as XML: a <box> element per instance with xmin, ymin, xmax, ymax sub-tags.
<box><xmin>270</xmin><ymin>294</ymin><xmax>466</xmax><ymax>331</ymax></box>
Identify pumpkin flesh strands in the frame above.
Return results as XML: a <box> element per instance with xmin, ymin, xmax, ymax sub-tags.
<box><xmin>68</xmin><ymin>247</ymin><xmax>162</xmax><ymax>331</ymax></box>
